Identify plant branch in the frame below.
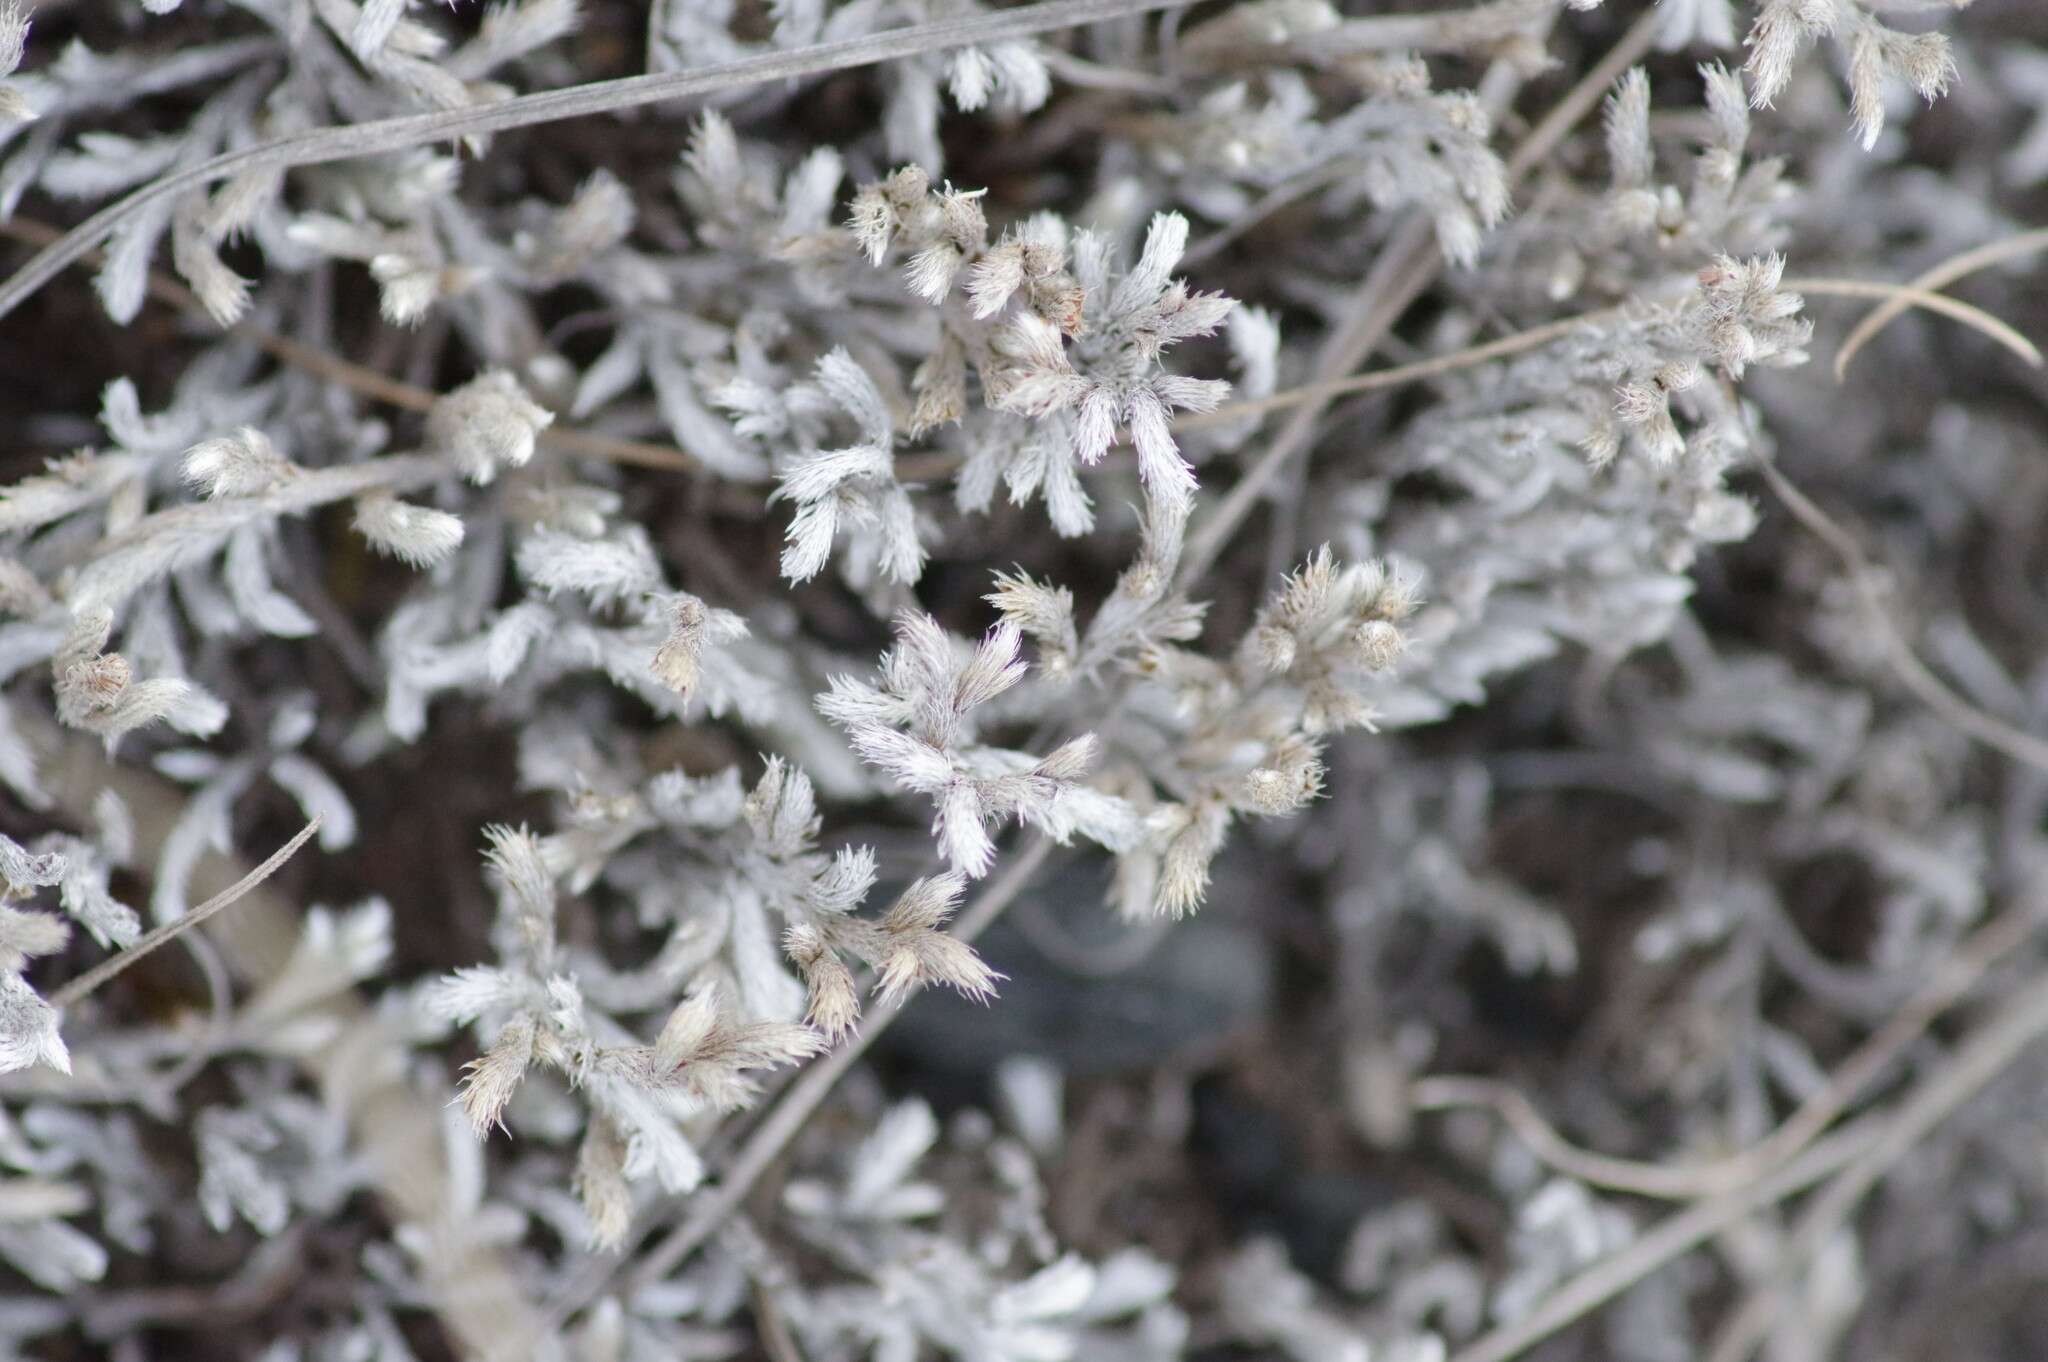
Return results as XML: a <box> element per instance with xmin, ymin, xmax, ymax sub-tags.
<box><xmin>1795</xmin><ymin>276</ymin><xmax>2040</xmax><ymax>371</ymax></box>
<box><xmin>1178</xmin><ymin>309</ymin><xmax>1618</xmax><ymax>432</ymax></box>
<box><xmin>1411</xmin><ymin>899</ymin><xmax>2041</xmax><ymax>1199</ymax></box>
<box><xmin>0</xmin><ymin>215</ymin><xmax>704</xmax><ymax>475</ymax></box>
<box><xmin>1445</xmin><ymin>1120</ymin><xmax>1880</xmax><ymax>1362</ymax></box>
<box><xmin>1176</xmin><ymin>6</ymin><xmax>1663</xmax><ymax>587</ymax></box>
<box><xmin>1700</xmin><ymin>965</ymin><xmax>2048</xmax><ymax>1362</ymax></box>
<box><xmin>552</xmin><ymin>836</ymin><xmax>1058</xmax><ymax>1319</ymax></box>
<box><xmin>1181</xmin><ymin>271</ymin><xmax>2036</xmax><ymax>433</ymax></box>
<box><xmin>1758</xmin><ymin>456</ymin><xmax>2048</xmax><ymax>774</ymax></box>
<box><xmin>0</xmin><ymin>0</ymin><xmax>1199</xmax><ymax>325</ymax></box>
<box><xmin>32</xmin><ymin>718</ymin><xmax>545</xmax><ymax>1361</ymax></box>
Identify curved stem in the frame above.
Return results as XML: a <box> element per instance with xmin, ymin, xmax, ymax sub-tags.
<box><xmin>1758</xmin><ymin>457</ymin><xmax>2048</xmax><ymax>774</ymax></box>
<box><xmin>1446</xmin><ymin>1122</ymin><xmax>1878</xmax><ymax>1362</ymax></box>
<box><xmin>1412</xmin><ymin>901</ymin><xmax>2039</xmax><ymax>1200</ymax></box>
<box><xmin>51</xmin><ymin>818</ymin><xmax>321</xmax><ymax>1012</ymax></box>
<box><xmin>1792</xmin><ymin>276</ymin><xmax>2041</xmax><ymax>371</ymax></box>
<box><xmin>1832</xmin><ymin>227</ymin><xmax>2048</xmax><ymax>378</ymax></box>
<box><xmin>1700</xmin><ymin>970</ymin><xmax>2048</xmax><ymax>1362</ymax></box>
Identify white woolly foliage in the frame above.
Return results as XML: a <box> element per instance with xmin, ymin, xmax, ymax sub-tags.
<box><xmin>426</xmin><ymin>370</ymin><xmax>555</xmax><ymax>484</ymax></box>
<box><xmin>759</xmin><ymin>347</ymin><xmax>928</xmax><ymax>585</ymax></box>
<box><xmin>0</xmin><ymin>2</ymin><xmax>32</xmax><ymax>125</ymax></box>
<box><xmin>352</xmin><ymin>491</ymin><xmax>465</xmax><ymax>568</ymax></box>
<box><xmin>1744</xmin><ymin>0</ymin><xmax>1957</xmax><ymax>149</ymax></box>
<box><xmin>0</xmin><ymin>2</ymin><xmax>2013</xmax><ymax>1358</ymax></box>
<box><xmin>822</xmin><ymin>611</ymin><xmax>1133</xmax><ymax>879</ymax></box>
<box><xmin>429</xmin><ymin>818</ymin><xmax>830</xmax><ymax>1244</ymax></box>
<box><xmin>182</xmin><ymin>427</ymin><xmax>295</xmax><ymax>499</ymax></box>
<box><xmin>650</xmin><ymin>591</ymin><xmax>748</xmax><ymax>698</ymax></box>
<box><xmin>53</xmin><ymin>609</ymin><xmax>227</xmax><ymax>749</ymax></box>
<box><xmin>1095</xmin><ymin>545</ymin><xmax>1420</xmax><ymax>919</ymax></box>
<box><xmin>837</xmin><ymin>165</ymin><xmax>1235</xmax><ymax>537</ymax></box>
<box><xmin>778</xmin><ymin>1097</ymin><xmax>1188</xmax><ymax>1361</ymax></box>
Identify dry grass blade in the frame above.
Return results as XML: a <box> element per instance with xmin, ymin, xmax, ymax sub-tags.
<box><xmin>1758</xmin><ymin>457</ymin><xmax>2048</xmax><ymax>774</ymax></box>
<box><xmin>1833</xmin><ymin>228</ymin><xmax>2048</xmax><ymax>378</ymax></box>
<box><xmin>1411</xmin><ymin>900</ymin><xmax>2040</xmax><ymax>1199</ymax></box>
<box><xmin>1448</xmin><ymin>923</ymin><xmax>2048</xmax><ymax>1362</ymax></box>
<box><xmin>1452</xmin><ymin>955</ymin><xmax>2048</xmax><ymax>1362</ymax></box>
<box><xmin>1445</xmin><ymin>1121</ymin><xmax>1879</xmax><ymax>1362</ymax></box>
<box><xmin>1789</xmin><ymin>276</ymin><xmax>2042</xmax><ymax>371</ymax></box>
<box><xmin>50</xmin><ymin>818</ymin><xmax>322</xmax><ymax>1012</ymax></box>
<box><xmin>1700</xmin><ymin>969</ymin><xmax>2048</xmax><ymax>1362</ymax></box>
<box><xmin>37</xmin><ymin>721</ymin><xmax>544</xmax><ymax>1360</ymax></box>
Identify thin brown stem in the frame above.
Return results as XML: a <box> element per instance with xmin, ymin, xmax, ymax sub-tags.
<box><xmin>1181</xmin><ymin>271</ymin><xmax>2037</xmax><ymax>433</ymax></box>
<box><xmin>752</xmin><ymin>1280</ymin><xmax>809</xmax><ymax>1362</ymax></box>
<box><xmin>1177</xmin><ymin>309</ymin><xmax>1617</xmax><ymax>432</ymax></box>
<box><xmin>0</xmin><ymin>216</ymin><xmax>703</xmax><ymax>475</ymax></box>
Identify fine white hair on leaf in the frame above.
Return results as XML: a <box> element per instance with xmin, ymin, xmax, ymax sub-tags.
<box><xmin>427</xmin><ymin>371</ymin><xmax>555</xmax><ymax>484</ymax></box>
<box><xmin>353</xmin><ymin>492</ymin><xmax>466</xmax><ymax>569</ymax></box>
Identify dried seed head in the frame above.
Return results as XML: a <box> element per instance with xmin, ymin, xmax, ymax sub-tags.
<box><xmin>458</xmin><ymin>1014</ymin><xmax>538</xmax><ymax>1136</ymax></box>
<box><xmin>63</xmin><ymin>653</ymin><xmax>131</xmax><ymax>711</ymax></box>
<box><xmin>651</xmin><ymin>595</ymin><xmax>709</xmax><ymax>697</ymax></box>
<box><xmin>1352</xmin><ymin>620</ymin><xmax>1406</xmax><ymax>673</ymax></box>
<box><xmin>574</xmin><ymin>1116</ymin><xmax>633</xmax><ymax>1250</ymax></box>
<box><xmin>786</xmin><ymin>924</ymin><xmax>862</xmax><ymax>1040</ymax></box>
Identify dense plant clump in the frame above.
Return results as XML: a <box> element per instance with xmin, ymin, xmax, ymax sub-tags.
<box><xmin>0</xmin><ymin>0</ymin><xmax>2044</xmax><ymax>1357</ymax></box>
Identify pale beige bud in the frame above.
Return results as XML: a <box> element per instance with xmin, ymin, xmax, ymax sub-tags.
<box><xmin>1353</xmin><ymin>619</ymin><xmax>1406</xmax><ymax>673</ymax></box>
<box><xmin>574</xmin><ymin>1115</ymin><xmax>633</xmax><ymax>1250</ymax></box>
<box><xmin>458</xmin><ymin>1013</ymin><xmax>537</xmax><ymax>1135</ymax></box>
